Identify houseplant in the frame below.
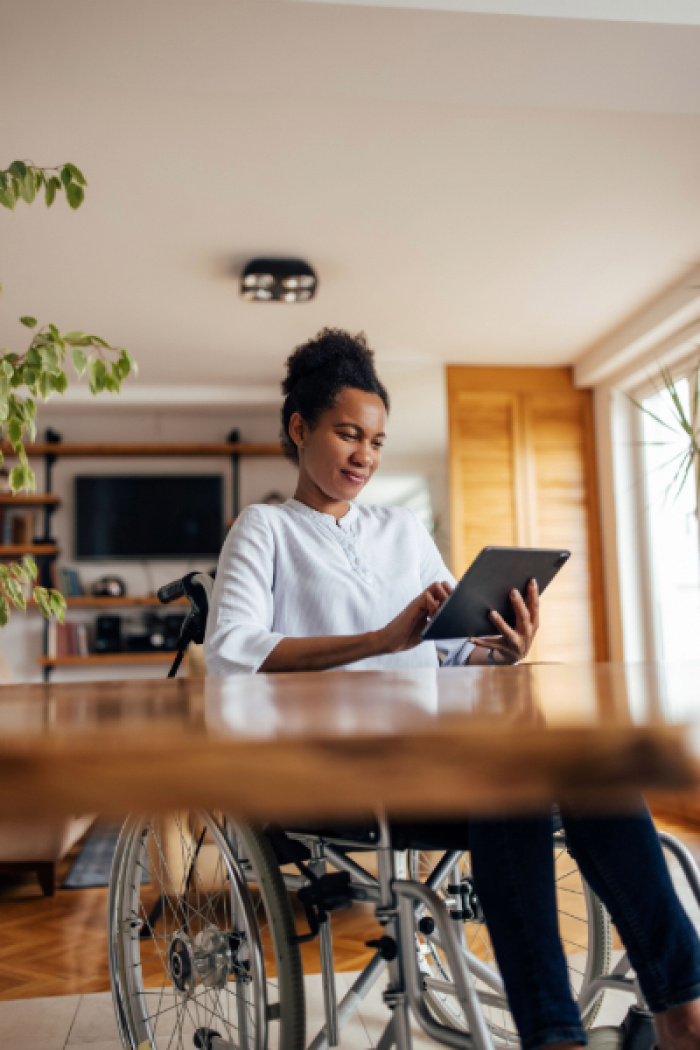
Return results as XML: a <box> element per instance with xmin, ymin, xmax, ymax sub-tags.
<box><xmin>631</xmin><ymin>362</ymin><xmax>700</xmax><ymax>504</ymax></box>
<box><xmin>0</xmin><ymin>160</ymin><xmax>136</xmax><ymax>625</ymax></box>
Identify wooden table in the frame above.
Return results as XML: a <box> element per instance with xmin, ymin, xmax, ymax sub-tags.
<box><xmin>0</xmin><ymin>663</ymin><xmax>698</xmax><ymax>822</ymax></box>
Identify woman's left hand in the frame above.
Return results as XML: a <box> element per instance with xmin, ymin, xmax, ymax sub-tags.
<box><xmin>469</xmin><ymin>578</ymin><xmax>539</xmax><ymax>665</ymax></box>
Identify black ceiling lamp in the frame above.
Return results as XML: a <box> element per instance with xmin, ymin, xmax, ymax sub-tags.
<box><xmin>240</xmin><ymin>258</ymin><xmax>318</xmax><ymax>303</ymax></box>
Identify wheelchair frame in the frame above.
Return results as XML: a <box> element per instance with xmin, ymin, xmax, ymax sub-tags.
<box><xmin>107</xmin><ymin>573</ymin><xmax>700</xmax><ymax>1050</ymax></box>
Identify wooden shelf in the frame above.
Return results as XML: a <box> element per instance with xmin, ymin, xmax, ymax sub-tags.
<box><xmin>0</xmin><ymin>494</ymin><xmax>60</xmax><ymax>507</ymax></box>
<box><xmin>2</xmin><ymin>442</ymin><xmax>283</xmax><ymax>457</ymax></box>
<box><xmin>0</xmin><ymin>544</ymin><xmax>58</xmax><ymax>557</ymax></box>
<box><xmin>38</xmin><ymin>652</ymin><xmax>179</xmax><ymax>668</ymax></box>
<box><xmin>29</xmin><ymin>595</ymin><xmax>187</xmax><ymax>609</ymax></box>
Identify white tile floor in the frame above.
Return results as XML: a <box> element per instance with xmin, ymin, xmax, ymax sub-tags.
<box><xmin>0</xmin><ymin>963</ymin><xmax>635</xmax><ymax>1050</ymax></box>
<box><xmin>0</xmin><ymin>845</ymin><xmax>697</xmax><ymax>1050</ymax></box>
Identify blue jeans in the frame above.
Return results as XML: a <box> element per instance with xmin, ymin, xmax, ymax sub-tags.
<box><xmin>468</xmin><ymin>807</ymin><xmax>700</xmax><ymax>1050</ymax></box>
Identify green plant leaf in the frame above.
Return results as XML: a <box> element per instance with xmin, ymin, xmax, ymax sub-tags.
<box><xmin>0</xmin><ymin>188</ymin><xmax>15</xmax><ymax>211</ymax></box>
<box><xmin>7</xmin><ymin>419</ymin><xmax>22</xmax><ymax>447</ymax></box>
<box><xmin>9</xmin><ymin>465</ymin><xmax>24</xmax><ymax>493</ymax></box>
<box><xmin>0</xmin><ymin>598</ymin><xmax>9</xmax><ymax>628</ymax></box>
<box><xmin>60</xmin><ymin>165</ymin><xmax>72</xmax><ymax>188</ymax></box>
<box><xmin>45</xmin><ymin>179</ymin><xmax>57</xmax><ymax>207</ymax></box>
<box><xmin>33</xmin><ymin>586</ymin><xmax>52</xmax><ymax>619</ymax></box>
<box><xmin>19</xmin><ymin>316</ymin><xmax>37</xmax><ymax>328</ymax></box>
<box><xmin>88</xmin><ymin>357</ymin><xmax>107</xmax><ymax>395</ymax></box>
<box><xmin>39</xmin><ymin>345</ymin><xmax>59</xmax><ymax>371</ymax></box>
<box><xmin>22</xmin><ymin>556</ymin><xmax>37</xmax><ymax>582</ymax></box>
<box><xmin>5</xmin><ymin>575</ymin><xmax>26</xmax><ymax>611</ymax></box>
<box><xmin>8</xmin><ymin>161</ymin><xmax>27</xmax><ymax>180</ymax></box>
<box><xmin>53</xmin><ymin>371</ymin><xmax>68</xmax><ymax>395</ymax></box>
<box><xmin>49</xmin><ymin>590</ymin><xmax>65</xmax><ymax>622</ymax></box>
<box><xmin>9</xmin><ymin>561</ymin><xmax>25</xmax><ymax>582</ymax></box>
<box><xmin>66</xmin><ymin>183</ymin><xmax>84</xmax><ymax>210</ymax></box>
<box><xmin>39</xmin><ymin>370</ymin><xmax>54</xmax><ymax>400</ymax></box>
<box><xmin>72</xmin><ymin>348</ymin><xmax>87</xmax><ymax>376</ymax></box>
<box><xmin>64</xmin><ymin>163</ymin><xmax>87</xmax><ymax>187</ymax></box>
<box><xmin>18</xmin><ymin>170</ymin><xmax>35</xmax><ymax>204</ymax></box>
<box><xmin>64</xmin><ymin>330</ymin><xmax>88</xmax><ymax>342</ymax></box>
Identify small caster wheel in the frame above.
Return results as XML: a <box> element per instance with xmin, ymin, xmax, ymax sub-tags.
<box><xmin>194</xmin><ymin>1028</ymin><xmax>222</xmax><ymax>1050</ymax></box>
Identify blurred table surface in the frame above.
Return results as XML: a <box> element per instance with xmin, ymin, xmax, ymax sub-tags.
<box><xmin>0</xmin><ymin>663</ymin><xmax>699</xmax><ymax>822</ymax></box>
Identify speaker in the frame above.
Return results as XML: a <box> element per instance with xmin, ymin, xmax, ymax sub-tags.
<box><xmin>95</xmin><ymin>615</ymin><xmax>122</xmax><ymax>653</ymax></box>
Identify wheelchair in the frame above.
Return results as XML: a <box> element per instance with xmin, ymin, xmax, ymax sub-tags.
<box><xmin>108</xmin><ymin>572</ymin><xmax>700</xmax><ymax>1050</ymax></box>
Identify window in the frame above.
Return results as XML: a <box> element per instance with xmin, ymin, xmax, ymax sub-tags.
<box><xmin>636</xmin><ymin>375</ymin><xmax>700</xmax><ymax>663</ymax></box>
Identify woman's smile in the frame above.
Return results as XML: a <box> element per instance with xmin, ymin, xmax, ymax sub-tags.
<box><xmin>340</xmin><ymin>468</ymin><xmax>367</xmax><ymax>485</ymax></box>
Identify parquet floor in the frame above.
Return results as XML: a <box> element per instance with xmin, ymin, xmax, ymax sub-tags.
<box><xmin>0</xmin><ymin>839</ymin><xmax>384</xmax><ymax>1001</ymax></box>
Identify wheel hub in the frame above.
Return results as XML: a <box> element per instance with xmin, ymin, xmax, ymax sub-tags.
<box><xmin>194</xmin><ymin>926</ymin><xmax>234</xmax><ymax>990</ymax></box>
<box><xmin>168</xmin><ymin>926</ymin><xmax>235</xmax><ymax>994</ymax></box>
<box><xmin>169</xmin><ymin>934</ymin><xmax>195</xmax><ymax>994</ymax></box>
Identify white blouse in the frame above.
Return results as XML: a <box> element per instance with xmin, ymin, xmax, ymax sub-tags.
<box><xmin>204</xmin><ymin>498</ymin><xmax>475</xmax><ymax>675</ymax></box>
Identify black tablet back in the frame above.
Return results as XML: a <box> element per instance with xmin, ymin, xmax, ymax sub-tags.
<box><xmin>422</xmin><ymin>546</ymin><xmax>570</xmax><ymax>641</ymax></box>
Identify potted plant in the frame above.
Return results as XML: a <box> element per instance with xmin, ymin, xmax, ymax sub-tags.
<box><xmin>0</xmin><ymin>160</ymin><xmax>136</xmax><ymax>625</ymax></box>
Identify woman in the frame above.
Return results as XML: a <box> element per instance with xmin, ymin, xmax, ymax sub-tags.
<box><xmin>205</xmin><ymin>328</ymin><xmax>700</xmax><ymax>1050</ymax></box>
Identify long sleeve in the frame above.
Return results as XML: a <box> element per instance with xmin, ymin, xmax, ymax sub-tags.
<box><xmin>204</xmin><ymin>506</ymin><xmax>285</xmax><ymax>675</ymax></box>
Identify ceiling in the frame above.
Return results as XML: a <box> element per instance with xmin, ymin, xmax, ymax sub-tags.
<box><xmin>3</xmin><ymin>0</ymin><xmax>700</xmax><ymax>401</ymax></box>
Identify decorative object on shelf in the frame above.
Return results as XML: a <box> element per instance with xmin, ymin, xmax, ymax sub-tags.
<box><xmin>10</xmin><ymin>511</ymin><xmax>35</xmax><ymax>546</ymax></box>
<box><xmin>91</xmin><ymin>576</ymin><xmax>126</xmax><ymax>598</ymax></box>
<box><xmin>57</xmin><ymin>566</ymin><xmax>83</xmax><ymax>596</ymax></box>
<box><xmin>123</xmin><ymin>612</ymin><xmax>186</xmax><ymax>653</ymax></box>
<box><xmin>240</xmin><ymin>258</ymin><xmax>317</xmax><ymax>303</ymax></box>
<box><xmin>95</xmin><ymin>615</ymin><xmax>122</xmax><ymax>654</ymax></box>
<box><xmin>0</xmin><ymin>157</ymin><xmax>138</xmax><ymax>628</ymax></box>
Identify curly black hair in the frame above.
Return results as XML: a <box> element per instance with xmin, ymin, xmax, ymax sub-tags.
<box><xmin>280</xmin><ymin>328</ymin><xmax>389</xmax><ymax>464</ymax></box>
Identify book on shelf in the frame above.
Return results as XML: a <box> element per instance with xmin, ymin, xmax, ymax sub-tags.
<box><xmin>56</xmin><ymin>566</ymin><xmax>83</xmax><ymax>596</ymax></box>
<box><xmin>75</xmin><ymin>623</ymin><xmax>89</xmax><ymax>656</ymax></box>
<box><xmin>0</xmin><ymin>510</ymin><xmax>37</xmax><ymax>547</ymax></box>
<box><xmin>47</xmin><ymin>621</ymin><xmax>87</xmax><ymax>658</ymax></box>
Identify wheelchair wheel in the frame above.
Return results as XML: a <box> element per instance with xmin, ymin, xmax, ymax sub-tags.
<box><xmin>407</xmin><ymin>834</ymin><xmax>612</xmax><ymax>1045</ymax></box>
<box><xmin>109</xmin><ymin>813</ymin><xmax>305</xmax><ymax>1050</ymax></box>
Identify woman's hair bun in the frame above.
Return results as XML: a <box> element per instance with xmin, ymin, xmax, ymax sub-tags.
<box><xmin>282</xmin><ymin>328</ymin><xmax>375</xmax><ymax>397</ymax></box>
<box><xmin>280</xmin><ymin>328</ymin><xmax>389</xmax><ymax>464</ymax></box>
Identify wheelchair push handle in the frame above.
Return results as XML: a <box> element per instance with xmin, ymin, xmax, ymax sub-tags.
<box><xmin>157</xmin><ymin>577</ymin><xmax>186</xmax><ymax>604</ymax></box>
<box><xmin>157</xmin><ymin>570</ymin><xmax>215</xmax><ymax>678</ymax></box>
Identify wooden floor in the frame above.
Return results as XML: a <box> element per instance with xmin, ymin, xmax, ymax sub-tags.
<box><xmin>0</xmin><ymin>838</ymin><xmax>385</xmax><ymax>1001</ymax></box>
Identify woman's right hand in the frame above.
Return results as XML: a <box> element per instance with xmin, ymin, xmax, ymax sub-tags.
<box><xmin>375</xmin><ymin>582</ymin><xmax>453</xmax><ymax>655</ymax></box>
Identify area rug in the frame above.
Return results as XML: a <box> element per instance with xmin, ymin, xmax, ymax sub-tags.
<box><xmin>62</xmin><ymin>821</ymin><xmax>148</xmax><ymax>888</ymax></box>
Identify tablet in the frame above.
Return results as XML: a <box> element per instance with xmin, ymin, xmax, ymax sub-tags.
<box><xmin>421</xmin><ymin>546</ymin><xmax>570</xmax><ymax>642</ymax></box>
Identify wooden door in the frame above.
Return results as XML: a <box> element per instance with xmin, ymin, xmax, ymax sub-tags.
<box><xmin>447</xmin><ymin>367</ymin><xmax>607</xmax><ymax>663</ymax></box>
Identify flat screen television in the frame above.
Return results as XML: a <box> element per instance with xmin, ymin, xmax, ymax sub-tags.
<box><xmin>75</xmin><ymin>475</ymin><xmax>224</xmax><ymax>559</ymax></box>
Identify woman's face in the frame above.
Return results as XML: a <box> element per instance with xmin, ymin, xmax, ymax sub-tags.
<box><xmin>292</xmin><ymin>387</ymin><xmax>386</xmax><ymax>503</ymax></box>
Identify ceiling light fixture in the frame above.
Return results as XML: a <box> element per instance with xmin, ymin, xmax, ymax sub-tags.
<box><xmin>240</xmin><ymin>258</ymin><xmax>318</xmax><ymax>303</ymax></box>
